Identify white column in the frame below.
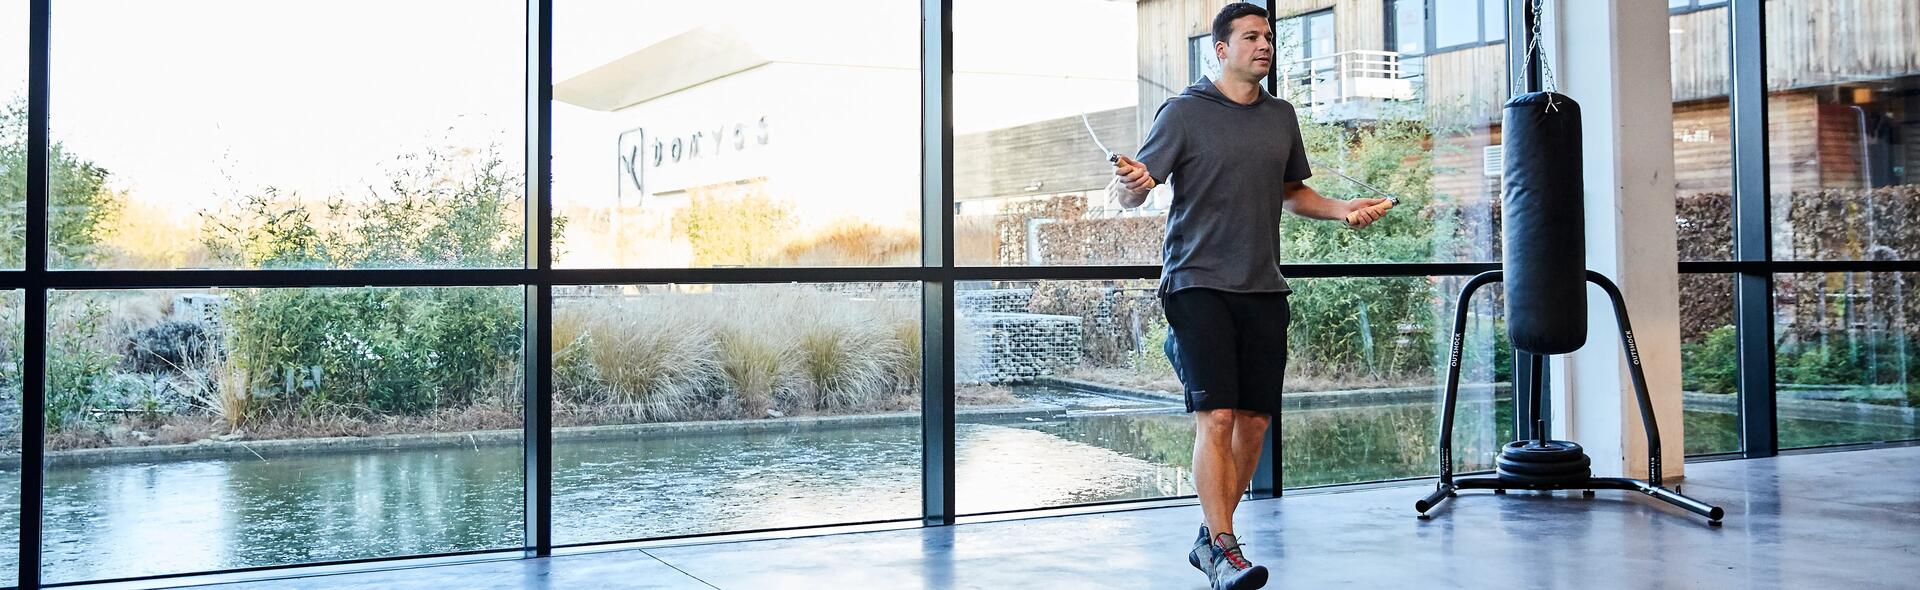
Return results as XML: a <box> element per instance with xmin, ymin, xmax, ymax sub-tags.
<box><xmin>1547</xmin><ymin>0</ymin><xmax>1685</xmax><ymax>482</ymax></box>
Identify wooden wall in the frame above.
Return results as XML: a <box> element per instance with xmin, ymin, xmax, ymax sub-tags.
<box><xmin>1672</xmin><ymin>1</ymin><xmax>1920</xmax><ymax>102</ymax></box>
<box><xmin>1137</xmin><ymin>0</ymin><xmax>1231</xmax><ymax>134</ymax></box>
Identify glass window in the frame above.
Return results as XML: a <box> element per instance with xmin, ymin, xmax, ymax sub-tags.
<box><xmin>955</xmin><ymin>279</ymin><xmax>1189</xmax><ymax>513</ymax></box>
<box><xmin>41</xmin><ymin>287</ymin><xmax>525</xmax><ymax>583</ymax></box>
<box><xmin>959</xmin><ymin>0</ymin><xmax>1499</xmax><ymax>266</ymax></box>
<box><xmin>1388</xmin><ymin>0</ymin><xmax>1428</xmax><ymax>56</ymax></box>
<box><xmin>1773</xmin><ymin>272</ymin><xmax>1920</xmax><ymax>449</ymax></box>
<box><xmin>49</xmin><ymin>0</ymin><xmax>527</xmax><ymax>270</ymax></box>
<box><xmin>1680</xmin><ymin>274</ymin><xmax>1741</xmax><ymax>455</ymax></box>
<box><xmin>552</xmin><ymin>1</ymin><xmax>921</xmax><ymax>269</ymax></box>
<box><xmin>954</xmin><ymin>276</ymin><xmax>1511</xmax><ymax>504</ymax></box>
<box><xmin>1671</xmin><ymin>5</ymin><xmax>1733</xmax><ymax>261</ymax></box>
<box><xmin>550</xmin><ymin>283</ymin><xmax>921</xmax><ymax>543</ymax></box>
<box><xmin>2</xmin><ymin>0</ymin><xmax>24</xmax><ymax>271</ymax></box>
<box><xmin>1281</xmin><ymin>277</ymin><xmax>1510</xmax><ymax>487</ymax></box>
<box><xmin>1482</xmin><ymin>0</ymin><xmax>1506</xmax><ymax>42</ymax></box>
<box><xmin>1433</xmin><ymin>0</ymin><xmax>1481</xmax><ymax>49</ymax></box>
<box><xmin>1766</xmin><ymin>0</ymin><xmax>1920</xmax><ymax>262</ymax></box>
<box><xmin>1189</xmin><ymin>34</ymin><xmax>1221</xmax><ymax>84</ymax></box>
<box><xmin>0</xmin><ymin>291</ymin><xmax>18</xmax><ymax>587</ymax></box>
<box><xmin>1305</xmin><ymin>11</ymin><xmax>1337</xmax><ymax>59</ymax></box>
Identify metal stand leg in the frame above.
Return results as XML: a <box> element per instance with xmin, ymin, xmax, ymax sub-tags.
<box><xmin>1416</xmin><ymin>271</ymin><xmax>1501</xmax><ymax>515</ymax></box>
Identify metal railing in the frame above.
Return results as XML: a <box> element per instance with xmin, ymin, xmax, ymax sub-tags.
<box><xmin>1279</xmin><ymin>50</ymin><xmax>1417</xmax><ymax>111</ymax></box>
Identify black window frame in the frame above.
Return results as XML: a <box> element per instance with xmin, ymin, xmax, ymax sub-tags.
<box><xmin>1</xmin><ymin>0</ymin><xmax>1904</xmax><ymax>587</ymax></box>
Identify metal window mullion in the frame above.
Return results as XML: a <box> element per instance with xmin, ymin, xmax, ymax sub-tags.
<box><xmin>21</xmin><ymin>0</ymin><xmax>51</xmax><ymax>587</ymax></box>
<box><xmin>1729</xmin><ymin>0</ymin><xmax>1776</xmax><ymax>458</ymax></box>
<box><xmin>920</xmin><ymin>0</ymin><xmax>957</xmax><ymax>526</ymax></box>
<box><xmin>522</xmin><ymin>0</ymin><xmax>554</xmax><ymax>557</ymax></box>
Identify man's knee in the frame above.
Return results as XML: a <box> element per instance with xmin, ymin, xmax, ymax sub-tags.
<box><xmin>1195</xmin><ymin>409</ymin><xmax>1237</xmax><ymax>438</ymax></box>
<box><xmin>1232</xmin><ymin>409</ymin><xmax>1271</xmax><ymax>432</ymax></box>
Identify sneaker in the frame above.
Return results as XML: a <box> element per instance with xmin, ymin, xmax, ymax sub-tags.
<box><xmin>1187</xmin><ymin>524</ymin><xmax>1211</xmax><ymax>571</ymax></box>
<box><xmin>1201</xmin><ymin>533</ymin><xmax>1268</xmax><ymax>590</ymax></box>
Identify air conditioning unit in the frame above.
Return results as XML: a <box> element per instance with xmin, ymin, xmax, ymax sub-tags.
<box><xmin>1483</xmin><ymin>145</ymin><xmax>1504</xmax><ymax>178</ymax></box>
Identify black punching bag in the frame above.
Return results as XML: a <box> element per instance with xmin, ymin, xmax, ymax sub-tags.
<box><xmin>1502</xmin><ymin>92</ymin><xmax>1586</xmax><ymax>355</ymax></box>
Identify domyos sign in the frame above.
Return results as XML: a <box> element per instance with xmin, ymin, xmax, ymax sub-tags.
<box><xmin>616</xmin><ymin>116</ymin><xmax>771</xmax><ymax>204</ymax></box>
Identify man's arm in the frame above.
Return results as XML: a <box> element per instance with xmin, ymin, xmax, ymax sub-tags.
<box><xmin>1281</xmin><ymin>181</ymin><xmax>1388</xmax><ymax>228</ymax></box>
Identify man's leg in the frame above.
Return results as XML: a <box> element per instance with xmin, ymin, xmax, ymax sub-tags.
<box><xmin>1227</xmin><ymin>291</ymin><xmax>1290</xmax><ymax>517</ymax></box>
<box><xmin>1227</xmin><ymin>409</ymin><xmax>1272</xmax><ymax>517</ymax></box>
<box><xmin>1193</xmin><ymin>408</ymin><xmax>1242</xmax><ymax>537</ymax></box>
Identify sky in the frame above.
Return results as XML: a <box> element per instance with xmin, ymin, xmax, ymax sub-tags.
<box><xmin>0</xmin><ymin>0</ymin><xmax>1138</xmax><ymax>216</ymax></box>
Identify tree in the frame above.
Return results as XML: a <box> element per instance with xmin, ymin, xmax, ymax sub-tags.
<box><xmin>0</xmin><ymin>100</ymin><xmax>125</xmax><ymax>268</ymax></box>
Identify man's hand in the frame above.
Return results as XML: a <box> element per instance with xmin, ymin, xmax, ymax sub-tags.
<box><xmin>1343</xmin><ymin>197</ymin><xmax>1391</xmax><ymax>229</ymax></box>
<box><xmin>1114</xmin><ymin>155</ymin><xmax>1155</xmax><ymax>194</ymax></box>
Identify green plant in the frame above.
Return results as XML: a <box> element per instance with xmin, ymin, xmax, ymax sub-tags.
<box><xmin>795</xmin><ymin>315</ymin><xmax>900</xmax><ymax>412</ymax></box>
<box><xmin>672</xmin><ymin>181</ymin><xmax>796</xmax><ymax>267</ymax></box>
<box><xmin>715</xmin><ymin>324</ymin><xmax>801</xmax><ymax>418</ymax></box>
<box><xmin>1681</xmin><ymin>324</ymin><xmax>1740</xmax><ymax>394</ymax></box>
<box><xmin>46</xmin><ymin>301</ymin><xmax>120</xmax><ymax>431</ymax></box>
<box><xmin>586</xmin><ymin>303</ymin><xmax>723</xmax><ymax>421</ymax></box>
<box><xmin>1134</xmin><ymin>319</ymin><xmax>1175</xmax><ymax>379</ymax></box>
<box><xmin>1</xmin><ymin>100</ymin><xmax>125</xmax><ymax>268</ymax></box>
<box><xmin>202</xmin><ymin>146</ymin><xmax>532</xmax><ymax>422</ymax></box>
<box><xmin>1285</xmin><ymin>276</ymin><xmax>1436</xmax><ymax>386</ymax></box>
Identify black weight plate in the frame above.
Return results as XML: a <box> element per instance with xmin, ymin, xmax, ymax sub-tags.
<box><xmin>1497</xmin><ymin>453</ymin><xmax>1591</xmax><ymax>476</ymax></box>
<box><xmin>1501</xmin><ymin>440</ymin><xmax>1585</xmax><ymax>463</ymax></box>
<box><xmin>1494</xmin><ymin>467</ymin><xmax>1592</xmax><ymax>486</ymax></box>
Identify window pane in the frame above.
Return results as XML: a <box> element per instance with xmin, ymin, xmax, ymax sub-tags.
<box><xmin>1670</xmin><ymin>0</ymin><xmax>1693</xmax><ymax>9</ymax></box>
<box><xmin>952</xmin><ymin>276</ymin><xmax>1510</xmax><ymax>506</ymax></box>
<box><xmin>551</xmin><ymin>283</ymin><xmax>920</xmax><ymax>543</ymax></box>
<box><xmin>41</xmin><ymin>287</ymin><xmax>525</xmax><ymax>583</ymax></box>
<box><xmin>2</xmin><ymin>0</ymin><xmax>24</xmax><ymax>270</ymax></box>
<box><xmin>1306</xmin><ymin>12</ymin><xmax>1337</xmax><ymax>59</ymax></box>
<box><xmin>1482</xmin><ymin>0</ymin><xmax>1506</xmax><ymax>42</ymax></box>
<box><xmin>0</xmin><ymin>291</ymin><xmax>20</xmax><ymax>587</ymax></box>
<box><xmin>959</xmin><ymin>1</ymin><xmax>1499</xmax><ymax>266</ymax></box>
<box><xmin>954</xmin><ymin>279</ymin><xmax>1189</xmax><ymax>513</ymax></box>
<box><xmin>952</xmin><ymin>0</ymin><xmax>1146</xmax><ymax>265</ymax></box>
<box><xmin>1389</xmin><ymin>0</ymin><xmax>1427</xmax><ymax>56</ymax></box>
<box><xmin>1774</xmin><ymin>272</ymin><xmax>1920</xmax><ymax>449</ymax></box>
<box><xmin>1672</xmin><ymin>5</ymin><xmax>1734</xmax><ymax>261</ymax></box>
<box><xmin>49</xmin><ymin>1</ymin><xmax>526</xmax><ymax>270</ymax></box>
<box><xmin>1767</xmin><ymin>0</ymin><xmax>1920</xmax><ymax>261</ymax></box>
<box><xmin>1290</xmin><ymin>20</ymin><xmax>1504</xmax><ymax>264</ymax></box>
<box><xmin>1434</xmin><ymin>0</ymin><xmax>1480</xmax><ymax>49</ymax></box>
<box><xmin>552</xmin><ymin>1</ymin><xmax>920</xmax><ymax>268</ymax></box>
<box><xmin>1281</xmin><ymin>276</ymin><xmax>1510</xmax><ymax>488</ymax></box>
<box><xmin>1189</xmin><ymin>35</ymin><xmax>1221</xmax><ymax>84</ymax></box>
<box><xmin>1681</xmin><ymin>274</ymin><xmax>1741</xmax><ymax>455</ymax></box>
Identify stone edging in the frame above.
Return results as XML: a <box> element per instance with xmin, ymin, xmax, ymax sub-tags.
<box><xmin>1683</xmin><ymin>391</ymin><xmax>1916</xmax><ymax>427</ymax></box>
<box><xmin>1034</xmin><ymin>376</ymin><xmax>1512</xmax><ymax>411</ymax></box>
<box><xmin>14</xmin><ymin>405</ymin><xmax>1061</xmax><ymax>469</ymax></box>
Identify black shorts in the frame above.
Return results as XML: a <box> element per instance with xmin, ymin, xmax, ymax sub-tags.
<box><xmin>1161</xmin><ymin>288</ymin><xmax>1290</xmax><ymax>415</ymax></box>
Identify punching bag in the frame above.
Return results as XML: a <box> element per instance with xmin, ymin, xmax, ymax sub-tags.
<box><xmin>1502</xmin><ymin>92</ymin><xmax>1586</xmax><ymax>355</ymax></box>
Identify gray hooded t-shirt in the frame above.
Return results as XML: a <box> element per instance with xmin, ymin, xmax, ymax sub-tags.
<box><xmin>1136</xmin><ymin>77</ymin><xmax>1312</xmax><ymax>296</ymax></box>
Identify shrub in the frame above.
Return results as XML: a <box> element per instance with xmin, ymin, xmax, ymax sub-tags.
<box><xmin>1681</xmin><ymin>325</ymin><xmax>1739</xmax><ymax>394</ymax></box>
<box><xmin>202</xmin><ymin>146</ymin><xmax>531</xmax><ymax>422</ymax></box>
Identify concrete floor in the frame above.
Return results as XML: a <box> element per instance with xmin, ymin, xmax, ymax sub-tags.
<box><xmin>178</xmin><ymin>445</ymin><xmax>1920</xmax><ymax>590</ymax></box>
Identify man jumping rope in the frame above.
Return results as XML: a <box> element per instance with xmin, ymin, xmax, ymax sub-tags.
<box><xmin>1110</xmin><ymin>4</ymin><xmax>1388</xmax><ymax>589</ymax></box>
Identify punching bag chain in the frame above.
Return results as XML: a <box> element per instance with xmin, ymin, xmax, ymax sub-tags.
<box><xmin>1512</xmin><ymin>0</ymin><xmax>1558</xmax><ymax>98</ymax></box>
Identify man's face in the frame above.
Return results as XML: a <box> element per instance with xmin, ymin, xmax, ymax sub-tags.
<box><xmin>1215</xmin><ymin>15</ymin><xmax>1274</xmax><ymax>82</ymax></box>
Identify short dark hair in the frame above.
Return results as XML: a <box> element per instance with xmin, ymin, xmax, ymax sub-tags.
<box><xmin>1211</xmin><ymin>2</ymin><xmax>1269</xmax><ymax>44</ymax></box>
